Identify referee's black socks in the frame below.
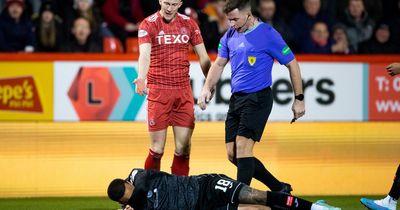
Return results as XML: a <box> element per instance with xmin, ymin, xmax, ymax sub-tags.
<box><xmin>237</xmin><ymin>157</ymin><xmax>254</xmax><ymax>185</ymax></box>
<box><xmin>389</xmin><ymin>164</ymin><xmax>400</xmax><ymax>200</ymax></box>
<box><xmin>236</xmin><ymin>157</ymin><xmax>283</xmax><ymax>190</ymax></box>
<box><xmin>253</xmin><ymin>157</ymin><xmax>283</xmax><ymax>191</ymax></box>
<box><xmin>266</xmin><ymin>191</ymin><xmax>312</xmax><ymax>210</ymax></box>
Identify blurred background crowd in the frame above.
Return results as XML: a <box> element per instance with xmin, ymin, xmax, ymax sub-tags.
<box><xmin>0</xmin><ymin>0</ymin><xmax>399</xmax><ymax>54</ymax></box>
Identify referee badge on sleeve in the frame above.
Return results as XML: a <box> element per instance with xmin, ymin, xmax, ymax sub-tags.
<box><xmin>248</xmin><ymin>56</ymin><xmax>256</xmax><ymax>66</ymax></box>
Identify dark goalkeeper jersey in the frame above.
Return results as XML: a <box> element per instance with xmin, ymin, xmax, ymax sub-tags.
<box><xmin>126</xmin><ymin>168</ymin><xmax>200</xmax><ymax>210</ymax></box>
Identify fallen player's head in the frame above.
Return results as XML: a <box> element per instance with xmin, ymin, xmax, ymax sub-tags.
<box><xmin>107</xmin><ymin>178</ymin><xmax>134</xmax><ymax>205</ymax></box>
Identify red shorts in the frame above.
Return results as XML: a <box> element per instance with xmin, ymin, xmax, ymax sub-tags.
<box><xmin>147</xmin><ymin>87</ymin><xmax>195</xmax><ymax>131</ymax></box>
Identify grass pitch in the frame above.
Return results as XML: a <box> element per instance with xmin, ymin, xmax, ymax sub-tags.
<box><xmin>0</xmin><ymin>195</ymin><xmax>392</xmax><ymax>210</ymax></box>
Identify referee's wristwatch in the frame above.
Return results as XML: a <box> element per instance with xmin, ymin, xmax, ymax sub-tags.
<box><xmin>295</xmin><ymin>94</ymin><xmax>304</xmax><ymax>101</ymax></box>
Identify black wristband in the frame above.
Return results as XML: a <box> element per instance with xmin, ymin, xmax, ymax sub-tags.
<box><xmin>295</xmin><ymin>94</ymin><xmax>304</xmax><ymax>101</ymax></box>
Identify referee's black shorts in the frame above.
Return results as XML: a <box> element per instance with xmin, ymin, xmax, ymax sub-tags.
<box><xmin>196</xmin><ymin>174</ymin><xmax>244</xmax><ymax>210</ymax></box>
<box><xmin>225</xmin><ymin>87</ymin><xmax>273</xmax><ymax>143</ymax></box>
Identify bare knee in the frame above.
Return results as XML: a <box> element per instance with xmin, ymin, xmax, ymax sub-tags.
<box><xmin>150</xmin><ymin>137</ymin><xmax>166</xmax><ymax>154</ymax></box>
<box><xmin>175</xmin><ymin>141</ymin><xmax>191</xmax><ymax>155</ymax></box>
<box><xmin>226</xmin><ymin>143</ymin><xmax>236</xmax><ymax>164</ymax></box>
<box><xmin>235</xmin><ymin>137</ymin><xmax>254</xmax><ymax>157</ymax></box>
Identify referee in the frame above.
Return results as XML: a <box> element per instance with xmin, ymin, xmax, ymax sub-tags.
<box><xmin>198</xmin><ymin>0</ymin><xmax>305</xmax><ymax>192</ymax></box>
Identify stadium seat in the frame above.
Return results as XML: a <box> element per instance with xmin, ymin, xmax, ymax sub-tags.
<box><xmin>103</xmin><ymin>37</ymin><xmax>124</xmax><ymax>53</ymax></box>
<box><xmin>125</xmin><ymin>37</ymin><xmax>139</xmax><ymax>53</ymax></box>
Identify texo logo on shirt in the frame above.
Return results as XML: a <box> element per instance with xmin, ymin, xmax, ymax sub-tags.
<box><xmin>156</xmin><ymin>34</ymin><xmax>190</xmax><ymax>44</ymax></box>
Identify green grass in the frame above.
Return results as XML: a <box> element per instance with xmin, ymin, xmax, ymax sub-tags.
<box><xmin>0</xmin><ymin>195</ymin><xmax>393</xmax><ymax>210</ymax></box>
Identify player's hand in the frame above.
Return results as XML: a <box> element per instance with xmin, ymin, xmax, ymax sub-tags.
<box><xmin>198</xmin><ymin>86</ymin><xmax>215</xmax><ymax>110</ymax></box>
<box><xmin>386</xmin><ymin>63</ymin><xmax>400</xmax><ymax>76</ymax></box>
<box><xmin>124</xmin><ymin>205</ymin><xmax>134</xmax><ymax>210</ymax></box>
<box><xmin>133</xmin><ymin>77</ymin><xmax>147</xmax><ymax>96</ymax></box>
<box><xmin>125</xmin><ymin>23</ymin><xmax>138</xmax><ymax>32</ymax></box>
<box><xmin>291</xmin><ymin>99</ymin><xmax>305</xmax><ymax>123</ymax></box>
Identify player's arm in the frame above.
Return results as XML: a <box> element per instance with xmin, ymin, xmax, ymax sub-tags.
<box><xmin>134</xmin><ymin>43</ymin><xmax>151</xmax><ymax>96</ymax></box>
<box><xmin>193</xmin><ymin>43</ymin><xmax>211</xmax><ymax>77</ymax></box>
<box><xmin>285</xmin><ymin>59</ymin><xmax>305</xmax><ymax>120</ymax></box>
<box><xmin>198</xmin><ymin>56</ymin><xmax>228</xmax><ymax>110</ymax></box>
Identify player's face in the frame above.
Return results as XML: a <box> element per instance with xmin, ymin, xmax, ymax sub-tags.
<box><xmin>119</xmin><ymin>182</ymin><xmax>135</xmax><ymax>205</ymax></box>
<box><xmin>227</xmin><ymin>8</ymin><xmax>251</xmax><ymax>33</ymax></box>
<box><xmin>159</xmin><ymin>0</ymin><xmax>182</xmax><ymax>22</ymax></box>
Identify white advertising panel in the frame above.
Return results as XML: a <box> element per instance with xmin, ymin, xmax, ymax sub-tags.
<box><xmin>54</xmin><ymin>61</ymin><xmax>365</xmax><ymax>121</ymax></box>
<box><xmin>191</xmin><ymin>62</ymin><xmax>365</xmax><ymax>121</ymax></box>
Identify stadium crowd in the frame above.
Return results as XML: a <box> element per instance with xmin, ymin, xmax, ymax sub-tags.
<box><xmin>0</xmin><ymin>0</ymin><xmax>399</xmax><ymax>54</ymax></box>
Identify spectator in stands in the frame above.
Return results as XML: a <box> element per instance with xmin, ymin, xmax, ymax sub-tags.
<box><xmin>202</xmin><ymin>0</ymin><xmax>229</xmax><ymax>37</ymax></box>
<box><xmin>299</xmin><ymin>21</ymin><xmax>332</xmax><ymax>54</ymax></box>
<box><xmin>59</xmin><ymin>16</ymin><xmax>103</xmax><ymax>52</ymax></box>
<box><xmin>65</xmin><ymin>0</ymin><xmax>107</xmax><ymax>40</ymax></box>
<box><xmin>257</xmin><ymin>0</ymin><xmax>294</xmax><ymax>50</ymax></box>
<box><xmin>330</xmin><ymin>23</ymin><xmax>355</xmax><ymax>54</ymax></box>
<box><xmin>0</xmin><ymin>0</ymin><xmax>35</xmax><ymax>52</ymax></box>
<box><xmin>358</xmin><ymin>22</ymin><xmax>399</xmax><ymax>54</ymax></box>
<box><xmin>33</xmin><ymin>1</ymin><xmax>64</xmax><ymax>52</ymax></box>
<box><xmin>0</xmin><ymin>0</ymin><xmax>41</xmax><ymax>18</ymax></box>
<box><xmin>102</xmin><ymin>0</ymin><xmax>144</xmax><ymax>45</ymax></box>
<box><xmin>340</xmin><ymin>0</ymin><xmax>375</xmax><ymax>53</ymax></box>
<box><xmin>337</xmin><ymin>0</ymin><xmax>383</xmax><ymax>23</ymax></box>
<box><xmin>290</xmin><ymin>0</ymin><xmax>332</xmax><ymax>52</ymax></box>
<box><xmin>196</xmin><ymin>0</ymin><xmax>228</xmax><ymax>53</ymax></box>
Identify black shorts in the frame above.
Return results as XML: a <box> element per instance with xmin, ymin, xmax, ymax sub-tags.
<box><xmin>196</xmin><ymin>174</ymin><xmax>244</xmax><ymax>210</ymax></box>
<box><xmin>225</xmin><ymin>87</ymin><xmax>273</xmax><ymax>143</ymax></box>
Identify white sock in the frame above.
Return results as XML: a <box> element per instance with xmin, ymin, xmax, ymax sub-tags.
<box><xmin>376</xmin><ymin>195</ymin><xmax>397</xmax><ymax>210</ymax></box>
<box><xmin>311</xmin><ymin>204</ymin><xmax>324</xmax><ymax>210</ymax></box>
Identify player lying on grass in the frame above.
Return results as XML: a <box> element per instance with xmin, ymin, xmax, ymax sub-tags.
<box><xmin>107</xmin><ymin>168</ymin><xmax>341</xmax><ymax>210</ymax></box>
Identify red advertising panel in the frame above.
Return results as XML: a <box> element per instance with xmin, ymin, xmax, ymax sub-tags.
<box><xmin>369</xmin><ymin>63</ymin><xmax>400</xmax><ymax>120</ymax></box>
<box><xmin>68</xmin><ymin>67</ymin><xmax>120</xmax><ymax>120</ymax></box>
<box><xmin>0</xmin><ymin>77</ymin><xmax>43</xmax><ymax>112</ymax></box>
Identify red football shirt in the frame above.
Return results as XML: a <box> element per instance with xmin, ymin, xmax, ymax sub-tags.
<box><xmin>138</xmin><ymin>12</ymin><xmax>204</xmax><ymax>89</ymax></box>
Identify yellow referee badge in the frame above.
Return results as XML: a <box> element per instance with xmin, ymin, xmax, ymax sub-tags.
<box><xmin>248</xmin><ymin>56</ymin><xmax>256</xmax><ymax>66</ymax></box>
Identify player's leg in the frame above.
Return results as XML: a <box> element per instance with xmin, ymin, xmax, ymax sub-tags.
<box><xmin>360</xmin><ymin>164</ymin><xmax>399</xmax><ymax>210</ymax></box>
<box><xmin>235</xmin><ymin>88</ymin><xmax>287</xmax><ymax>191</ymax></box>
<box><xmin>170</xmin><ymin>87</ymin><xmax>195</xmax><ymax>176</ymax></box>
<box><xmin>388</xmin><ymin>164</ymin><xmax>400</xmax><ymax>202</ymax></box>
<box><xmin>145</xmin><ymin>88</ymin><xmax>173</xmax><ymax>171</ymax></box>
<box><xmin>205</xmin><ymin>174</ymin><xmax>340</xmax><ymax>210</ymax></box>
<box><xmin>238</xmin><ymin>185</ymin><xmax>341</xmax><ymax>210</ymax></box>
<box><xmin>237</xmin><ymin>204</ymin><xmax>271</xmax><ymax>210</ymax></box>
<box><xmin>172</xmin><ymin>126</ymin><xmax>193</xmax><ymax>176</ymax></box>
<box><xmin>235</xmin><ymin>135</ymin><xmax>255</xmax><ymax>185</ymax></box>
<box><xmin>144</xmin><ymin>129</ymin><xmax>167</xmax><ymax>171</ymax></box>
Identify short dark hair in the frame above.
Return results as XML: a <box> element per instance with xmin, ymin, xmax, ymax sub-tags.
<box><xmin>107</xmin><ymin>178</ymin><xmax>126</xmax><ymax>202</ymax></box>
<box><xmin>223</xmin><ymin>0</ymin><xmax>252</xmax><ymax>14</ymax></box>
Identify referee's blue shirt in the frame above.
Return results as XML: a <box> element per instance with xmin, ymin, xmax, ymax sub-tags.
<box><xmin>218</xmin><ymin>22</ymin><xmax>295</xmax><ymax>94</ymax></box>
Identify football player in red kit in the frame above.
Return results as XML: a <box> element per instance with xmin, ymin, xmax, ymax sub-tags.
<box><xmin>134</xmin><ymin>0</ymin><xmax>211</xmax><ymax>176</ymax></box>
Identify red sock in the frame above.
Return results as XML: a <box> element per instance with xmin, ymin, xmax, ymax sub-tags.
<box><xmin>171</xmin><ymin>152</ymin><xmax>190</xmax><ymax>176</ymax></box>
<box><xmin>144</xmin><ymin>149</ymin><xmax>163</xmax><ymax>171</ymax></box>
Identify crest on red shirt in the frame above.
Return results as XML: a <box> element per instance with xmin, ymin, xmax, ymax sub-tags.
<box><xmin>180</xmin><ymin>27</ymin><xmax>188</xmax><ymax>35</ymax></box>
